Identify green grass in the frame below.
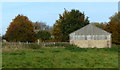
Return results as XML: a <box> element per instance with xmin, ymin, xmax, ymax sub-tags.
<box><xmin>2</xmin><ymin>44</ymin><xmax>119</xmax><ymax>68</ymax></box>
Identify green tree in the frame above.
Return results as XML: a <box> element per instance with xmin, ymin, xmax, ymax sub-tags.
<box><xmin>36</xmin><ymin>30</ymin><xmax>51</xmax><ymax>41</ymax></box>
<box><xmin>5</xmin><ymin>14</ymin><xmax>36</xmax><ymax>42</ymax></box>
<box><xmin>105</xmin><ymin>12</ymin><xmax>120</xmax><ymax>44</ymax></box>
<box><xmin>53</xmin><ymin>9</ymin><xmax>89</xmax><ymax>41</ymax></box>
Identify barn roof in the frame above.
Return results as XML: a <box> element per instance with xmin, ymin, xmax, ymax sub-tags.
<box><xmin>70</xmin><ymin>23</ymin><xmax>111</xmax><ymax>35</ymax></box>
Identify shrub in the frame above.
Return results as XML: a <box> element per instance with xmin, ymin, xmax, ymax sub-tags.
<box><xmin>65</xmin><ymin>44</ymin><xmax>87</xmax><ymax>52</ymax></box>
<box><xmin>36</xmin><ymin>30</ymin><xmax>51</xmax><ymax>42</ymax></box>
<box><xmin>43</xmin><ymin>42</ymin><xmax>87</xmax><ymax>52</ymax></box>
<box><xmin>44</xmin><ymin>42</ymin><xmax>70</xmax><ymax>47</ymax></box>
<box><xmin>22</xmin><ymin>43</ymin><xmax>41</xmax><ymax>49</ymax></box>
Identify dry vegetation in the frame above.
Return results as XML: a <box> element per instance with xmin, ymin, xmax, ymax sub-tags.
<box><xmin>2</xmin><ymin>42</ymin><xmax>119</xmax><ymax>68</ymax></box>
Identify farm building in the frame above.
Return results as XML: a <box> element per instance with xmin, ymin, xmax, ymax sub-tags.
<box><xmin>69</xmin><ymin>23</ymin><xmax>111</xmax><ymax>48</ymax></box>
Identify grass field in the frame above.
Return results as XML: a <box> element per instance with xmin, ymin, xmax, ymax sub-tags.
<box><xmin>2</xmin><ymin>43</ymin><xmax>119</xmax><ymax>68</ymax></box>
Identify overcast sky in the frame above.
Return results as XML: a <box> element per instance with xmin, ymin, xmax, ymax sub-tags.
<box><xmin>1</xmin><ymin>2</ymin><xmax>118</xmax><ymax>35</ymax></box>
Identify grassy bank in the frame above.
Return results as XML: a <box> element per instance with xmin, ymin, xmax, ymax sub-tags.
<box><xmin>2</xmin><ymin>43</ymin><xmax>119</xmax><ymax>68</ymax></box>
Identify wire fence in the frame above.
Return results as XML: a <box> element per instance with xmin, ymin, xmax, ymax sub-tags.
<box><xmin>4</xmin><ymin>41</ymin><xmax>69</xmax><ymax>47</ymax></box>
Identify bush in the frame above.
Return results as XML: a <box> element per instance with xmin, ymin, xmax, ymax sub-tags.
<box><xmin>44</xmin><ymin>42</ymin><xmax>87</xmax><ymax>52</ymax></box>
<box><xmin>22</xmin><ymin>43</ymin><xmax>41</xmax><ymax>49</ymax></box>
<box><xmin>44</xmin><ymin>42</ymin><xmax>70</xmax><ymax>47</ymax></box>
<box><xmin>5</xmin><ymin>14</ymin><xmax>36</xmax><ymax>42</ymax></box>
<box><xmin>36</xmin><ymin>30</ymin><xmax>51</xmax><ymax>41</ymax></box>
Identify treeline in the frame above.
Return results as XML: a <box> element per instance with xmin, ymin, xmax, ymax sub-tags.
<box><xmin>93</xmin><ymin>12</ymin><xmax>120</xmax><ymax>44</ymax></box>
<box><xmin>3</xmin><ymin>15</ymin><xmax>52</xmax><ymax>42</ymax></box>
<box><xmin>2</xmin><ymin>9</ymin><xmax>120</xmax><ymax>44</ymax></box>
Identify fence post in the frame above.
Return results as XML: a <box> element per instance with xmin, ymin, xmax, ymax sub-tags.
<box><xmin>37</xmin><ymin>39</ymin><xmax>40</xmax><ymax>45</ymax></box>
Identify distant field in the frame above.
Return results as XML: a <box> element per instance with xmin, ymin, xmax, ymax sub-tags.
<box><xmin>2</xmin><ymin>43</ymin><xmax>119</xmax><ymax>68</ymax></box>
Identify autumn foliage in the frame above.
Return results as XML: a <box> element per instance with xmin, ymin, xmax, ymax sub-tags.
<box><xmin>92</xmin><ymin>13</ymin><xmax>120</xmax><ymax>44</ymax></box>
<box><xmin>105</xmin><ymin>12</ymin><xmax>120</xmax><ymax>44</ymax></box>
<box><xmin>4</xmin><ymin>11</ymin><xmax>120</xmax><ymax>44</ymax></box>
<box><xmin>5</xmin><ymin>14</ymin><xmax>36</xmax><ymax>42</ymax></box>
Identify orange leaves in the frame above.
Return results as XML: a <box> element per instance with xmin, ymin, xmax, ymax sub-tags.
<box><xmin>5</xmin><ymin>14</ymin><xmax>36</xmax><ymax>42</ymax></box>
<box><xmin>105</xmin><ymin>12</ymin><xmax>120</xmax><ymax>44</ymax></box>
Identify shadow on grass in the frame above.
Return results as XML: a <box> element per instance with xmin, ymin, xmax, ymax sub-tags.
<box><xmin>52</xmin><ymin>50</ymin><xmax>61</xmax><ymax>53</ymax></box>
<box><xmin>65</xmin><ymin>44</ymin><xmax>119</xmax><ymax>52</ymax></box>
<box><xmin>33</xmin><ymin>50</ymin><xmax>45</xmax><ymax>53</ymax></box>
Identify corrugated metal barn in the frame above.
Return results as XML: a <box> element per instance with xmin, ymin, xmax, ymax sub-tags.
<box><xmin>69</xmin><ymin>23</ymin><xmax>111</xmax><ymax>48</ymax></box>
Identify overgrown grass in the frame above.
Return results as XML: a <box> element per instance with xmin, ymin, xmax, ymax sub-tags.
<box><xmin>2</xmin><ymin>43</ymin><xmax>119</xmax><ymax>68</ymax></box>
<box><xmin>2</xmin><ymin>42</ymin><xmax>42</xmax><ymax>52</ymax></box>
<box><xmin>22</xmin><ymin>43</ymin><xmax>41</xmax><ymax>49</ymax></box>
<box><xmin>44</xmin><ymin>42</ymin><xmax>71</xmax><ymax>47</ymax></box>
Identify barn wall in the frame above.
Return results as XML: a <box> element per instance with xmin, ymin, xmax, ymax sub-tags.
<box><xmin>70</xmin><ymin>40</ymin><xmax>111</xmax><ymax>48</ymax></box>
<box><xmin>70</xmin><ymin>35</ymin><xmax>110</xmax><ymax>40</ymax></box>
